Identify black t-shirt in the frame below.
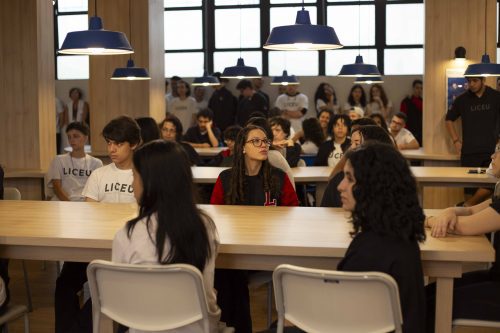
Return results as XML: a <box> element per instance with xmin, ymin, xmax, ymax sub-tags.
<box><xmin>179</xmin><ymin>142</ymin><xmax>203</xmax><ymax>166</ymax></box>
<box><xmin>285</xmin><ymin>143</ymin><xmax>301</xmax><ymax>168</ymax></box>
<box><xmin>183</xmin><ymin>126</ymin><xmax>221</xmax><ymax>147</ymax></box>
<box><xmin>208</xmin><ymin>87</ymin><xmax>238</xmax><ymax>132</ymax></box>
<box><xmin>320</xmin><ymin>172</ymin><xmax>343</xmax><ymax>207</ymax></box>
<box><xmin>446</xmin><ymin>86</ymin><xmax>500</xmax><ymax>155</ymax></box>
<box><xmin>338</xmin><ymin>231</ymin><xmax>426</xmax><ymax>333</ymax></box>
<box><xmin>236</xmin><ymin>93</ymin><xmax>269</xmax><ymax>127</ymax></box>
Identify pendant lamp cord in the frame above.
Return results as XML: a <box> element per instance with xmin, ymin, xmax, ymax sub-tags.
<box><xmin>484</xmin><ymin>0</ymin><xmax>487</xmax><ymax>54</ymax></box>
<box><xmin>239</xmin><ymin>3</ymin><xmax>242</xmax><ymax>58</ymax></box>
<box><xmin>94</xmin><ymin>0</ymin><xmax>97</xmax><ymax>16</ymax></box>
<box><xmin>302</xmin><ymin>0</ymin><xmax>305</xmax><ymax>11</ymax></box>
<box><xmin>129</xmin><ymin>0</ymin><xmax>132</xmax><ymax>61</ymax></box>
<box><xmin>358</xmin><ymin>0</ymin><xmax>361</xmax><ymax>56</ymax></box>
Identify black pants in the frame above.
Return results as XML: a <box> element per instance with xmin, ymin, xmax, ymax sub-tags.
<box><xmin>214</xmin><ymin>269</ymin><xmax>252</xmax><ymax>333</ymax></box>
<box><xmin>461</xmin><ymin>153</ymin><xmax>492</xmax><ymax>195</ymax></box>
<box><xmin>426</xmin><ymin>269</ymin><xmax>500</xmax><ymax>332</ymax></box>
<box><xmin>54</xmin><ymin>262</ymin><xmax>91</xmax><ymax>333</ymax></box>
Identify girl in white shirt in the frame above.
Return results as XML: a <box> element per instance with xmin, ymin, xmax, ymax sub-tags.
<box><xmin>167</xmin><ymin>80</ymin><xmax>198</xmax><ymax>134</ymax></box>
<box><xmin>112</xmin><ymin>140</ymin><xmax>222</xmax><ymax>333</ymax></box>
<box><xmin>366</xmin><ymin>84</ymin><xmax>393</xmax><ymax>122</ymax></box>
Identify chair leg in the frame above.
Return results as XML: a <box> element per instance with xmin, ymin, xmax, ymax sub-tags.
<box><xmin>23</xmin><ymin>312</ymin><xmax>29</xmax><ymax>333</ymax></box>
<box><xmin>266</xmin><ymin>281</ymin><xmax>273</xmax><ymax>328</ymax></box>
<box><xmin>21</xmin><ymin>261</ymin><xmax>33</xmax><ymax>312</ymax></box>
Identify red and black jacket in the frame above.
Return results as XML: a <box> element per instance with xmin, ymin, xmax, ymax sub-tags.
<box><xmin>210</xmin><ymin>167</ymin><xmax>299</xmax><ymax>206</ymax></box>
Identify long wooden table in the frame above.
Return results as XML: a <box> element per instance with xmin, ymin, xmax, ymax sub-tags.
<box><xmin>0</xmin><ymin>201</ymin><xmax>494</xmax><ymax>333</ymax></box>
<box><xmin>194</xmin><ymin>147</ymin><xmax>227</xmax><ymax>157</ymax></box>
<box><xmin>401</xmin><ymin>148</ymin><xmax>460</xmax><ymax>162</ymax></box>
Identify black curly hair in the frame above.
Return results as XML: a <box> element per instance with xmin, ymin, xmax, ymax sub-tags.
<box><xmin>344</xmin><ymin>142</ymin><xmax>426</xmax><ymax>242</ymax></box>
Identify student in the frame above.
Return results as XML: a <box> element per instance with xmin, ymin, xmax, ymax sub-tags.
<box><xmin>348</xmin><ymin>106</ymin><xmax>364</xmax><ymax>121</ymax></box>
<box><xmin>425</xmin><ymin>147</ymin><xmax>500</xmax><ymax>331</ymax></box>
<box><xmin>389</xmin><ymin>112</ymin><xmax>420</xmax><ymax>150</ymax></box>
<box><xmin>366</xmin><ymin>84</ymin><xmax>393</xmax><ymax>121</ymax></box>
<box><xmin>275</xmin><ymin>84</ymin><xmax>309</xmax><ymax>132</ymax></box>
<box><xmin>159</xmin><ymin>115</ymin><xmax>202</xmax><ymax>166</ymax></box>
<box><xmin>235</xmin><ymin>79</ymin><xmax>269</xmax><ymax>127</ymax></box>
<box><xmin>135</xmin><ymin>117</ymin><xmax>160</xmax><ymax>144</ymax></box>
<box><xmin>168</xmin><ymin>80</ymin><xmax>197</xmax><ymax>133</ymax></box>
<box><xmin>337</xmin><ymin>142</ymin><xmax>426</xmax><ymax>333</ymax></box>
<box><xmin>300</xmin><ymin>118</ymin><xmax>324</xmax><ymax>155</ymax></box>
<box><xmin>343</xmin><ymin>84</ymin><xmax>367</xmax><ymax>113</ymax></box>
<box><xmin>318</xmin><ymin>109</ymin><xmax>333</xmax><ymax>139</ymax></box>
<box><xmin>183</xmin><ymin>108</ymin><xmax>221</xmax><ymax>148</ymax></box>
<box><xmin>55</xmin><ymin>116</ymin><xmax>141</xmax><ymax>333</ymax></box>
<box><xmin>315</xmin><ymin>114</ymin><xmax>351</xmax><ymax>167</ymax></box>
<box><xmin>369</xmin><ymin>113</ymin><xmax>389</xmax><ymax>132</ymax></box>
<box><xmin>210</xmin><ymin>125</ymin><xmax>299</xmax><ymax>333</ymax></box>
<box><xmin>269</xmin><ymin>117</ymin><xmax>301</xmax><ymax>168</ymax></box>
<box><xmin>112</xmin><ymin>140</ymin><xmax>223</xmax><ymax>332</ymax></box>
<box><xmin>209</xmin><ymin>125</ymin><xmax>241</xmax><ymax>167</ymax></box>
<box><xmin>314</xmin><ymin>82</ymin><xmax>340</xmax><ymax>115</ymax></box>
<box><xmin>47</xmin><ymin>122</ymin><xmax>103</xmax><ymax>201</ymax></box>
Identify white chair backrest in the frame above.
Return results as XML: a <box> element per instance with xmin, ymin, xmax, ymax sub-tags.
<box><xmin>273</xmin><ymin>264</ymin><xmax>403</xmax><ymax>333</ymax></box>
<box><xmin>296</xmin><ymin>159</ymin><xmax>306</xmax><ymax>167</ymax></box>
<box><xmin>4</xmin><ymin>187</ymin><xmax>21</xmax><ymax>200</ymax></box>
<box><xmin>87</xmin><ymin>260</ymin><xmax>211</xmax><ymax>333</ymax></box>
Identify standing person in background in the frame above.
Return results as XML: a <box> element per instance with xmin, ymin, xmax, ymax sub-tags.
<box><xmin>366</xmin><ymin>84</ymin><xmax>393</xmax><ymax>121</ymax></box>
<box><xmin>275</xmin><ymin>84</ymin><xmax>309</xmax><ymax>133</ymax></box>
<box><xmin>343</xmin><ymin>84</ymin><xmax>367</xmax><ymax>114</ymax></box>
<box><xmin>236</xmin><ymin>79</ymin><xmax>269</xmax><ymax>127</ymax></box>
<box><xmin>209</xmin><ymin>73</ymin><xmax>238</xmax><ymax>135</ymax></box>
<box><xmin>314</xmin><ymin>82</ymin><xmax>340</xmax><ymax>115</ymax></box>
<box><xmin>446</xmin><ymin>76</ymin><xmax>500</xmax><ymax>206</ymax></box>
<box><xmin>194</xmin><ymin>86</ymin><xmax>208</xmax><ymax>110</ymax></box>
<box><xmin>56</xmin><ymin>97</ymin><xmax>68</xmax><ymax>154</ymax></box>
<box><xmin>164</xmin><ymin>79</ymin><xmax>169</xmax><ymax>114</ymax></box>
<box><xmin>165</xmin><ymin>75</ymin><xmax>181</xmax><ymax>103</ymax></box>
<box><xmin>168</xmin><ymin>80</ymin><xmax>198</xmax><ymax>133</ymax></box>
<box><xmin>400</xmin><ymin>79</ymin><xmax>423</xmax><ymax>147</ymax></box>
<box><xmin>252</xmin><ymin>78</ymin><xmax>270</xmax><ymax>109</ymax></box>
<box><xmin>67</xmin><ymin>87</ymin><xmax>89</xmax><ymax>125</ymax></box>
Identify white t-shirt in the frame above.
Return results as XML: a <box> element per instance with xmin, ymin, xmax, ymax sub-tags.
<box><xmin>275</xmin><ymin>93</ymin><xmax>309</xmax><ymax>132</ymax></box>
<box><xmin>327</xmin><ymin>142</ymin><xmax>344</xmax><ymax>167</ymax></box>
<box><xmin>391</xmin><ymin>128</ymin><xmax>417</xmax><ymax>146</ymax></box>
<box><xmin>301</xmin><ymin>140</ymin><xmax>319</xmax><ymax>155</ymax></box>
<box><xmin>366</xmin><ymin>100</ymin><xmax>393</xmax><ymax>116</ymax></box>
<box><xmin>168</xmin><ymin>97</ymin><xmax>198</xmax><ymax>134</ymax></box>
<box><xmin>112</xmin><ymin>214</ymin><xmax>221</xmax><ymax>333</ymax></box>
<box><xmin>47</xmin><ymin>153</ymin><xmax>103</xmax><ymax>201</ymax></box>
<box><xmin>82</xmin><ymin>163</ymin><xmax>135</xmax><ymax>203</ymax></box>
<box><xmin>56</xmin><ymin>98</ymin><xmax>66</xmax><ymax>134</ymax></box>
<box><xmin>316</xmin><ymin>99</ymin><xmax>340</xmax><ymax>115</ymax></box>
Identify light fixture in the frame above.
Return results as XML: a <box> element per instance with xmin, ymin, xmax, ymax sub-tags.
<box><xmin>110</xmin><ymin>0</ymin><xmax>150</xmax><ymax>80</ymax></box>
<box><xmin>338</xmin><ymin>1</ymin><xmax>381</xmax><ymax>77</ymax></box>
<box><xmin>354</xmin><ymin>76</ymin><xmax>384</xmax><ymax>84</ymax></box>
<box><xmin>271</xmin><ymin>70</ymin><xmax>299</xmax><ymax>86</ymax></box>
<box><xmin>192</xmin><ymin>70</ymin><xmax>220</xmax><ymax>86</ymax></box>
<box><xmin>263</xmin><ymin>2</ymin><xmax>342</xmax><ymax>51</ymax></box>
<box><xmin>454</xmin><ymin>46</ymin><xmax>466</xmax><ymax>61</ymax></box>
<box><xmin>59</xmin><ymin>0</ymin><xmax>133</xmax><ymax>55</ymax></box>
<box><xmin>464</xmin><ymin>0</ymin><xmax>500</xmax><ymax>77</ymax></box>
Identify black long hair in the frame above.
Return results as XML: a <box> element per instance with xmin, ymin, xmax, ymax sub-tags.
<box><xmin>314</xmin><ymin>82</ymin><xmax>337</xmax><ymax>105</ymax></box>
<box><xmin>345</xmin><ymin>142</ymin><xmax>426</xmax><ymax>242</ymax></box>
<box><xmin>348</xmin><ymin>84</ymin><xmax>367</xmax><ymax>108</ymax></box>
<box><xmin>302</xmin><ymin>117</ymin><xmax>325</xmax><ymax>148</ymax></box>
<box><xmin>126</xmin><ymin>140</ymin><xmax>214</xmax><ymax>271</ymax></box>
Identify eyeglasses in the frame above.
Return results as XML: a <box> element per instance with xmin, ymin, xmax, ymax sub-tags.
<box><xmin>245</xmin><ymin>138</ymin><xmax>272</xmax><ymax>147</ymax></box>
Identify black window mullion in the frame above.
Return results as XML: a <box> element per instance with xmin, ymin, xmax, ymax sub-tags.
<box><xmin>261</xmin><ymin>0</ymin><xmax>270</xmax><ymax>76</ymax></box>
<box><xmin>375</xmin><ymin>0</ymin><xmax>386</xmax><ymax>74</ymax></box>
<box><xmin>318</xmin><ymin>0</ymin><xmax>326</xmax><ymax>75</ymax></box>
<box><xmin>206</xmin><ymin>1</ymin><xmax>215</xmax><ymax>74</ymax></box>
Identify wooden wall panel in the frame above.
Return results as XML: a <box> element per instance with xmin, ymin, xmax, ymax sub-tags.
<box><xmin>0</xmin><ymin>0</ymin><xmax>55</xmax><ymax>170</ymax></box>
<box><xmin>89</xmin><ymin>0</ymin><xmax>165</xmax><ymax>155</ymax></box>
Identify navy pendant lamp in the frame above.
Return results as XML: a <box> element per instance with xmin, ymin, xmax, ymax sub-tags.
<box><xmin>192</xmin><ymin>70</ymin><xmax>220</xmax><ymax>86</ymax></box>
<box><xmin>271</xmin><ymin>70</ymin><xmax>299</xmax><ymax>86</ymax></box>
<box><xmin>464</xmin><ymin>0</ymin><xmax>500</xmax><ymax>77</ymax></box>
<box><xmin>264</xmin><ymin>5</ymin><xmax>342</xmax><ymax>51</ymax></box>
<box><xmin>355</xmin><ymin>76</ymin><xmax>384</xmax><ymax>84</ymax></box>
<box><xmin>59</xmin><ymin>0</ymin><xmax>133</xmax><ymax>55</ymax></box>
<box><xmin>110</xmin><ymin>0</ymin><xmax>150</xmax><ymax>80</ymax></box>
<box><xmin>221</xmin><ymin>58</ymin><xmax>261</xmax><ymax>79</ymax></box>
<box><xmin>339</xmin><ymin>55</ymin><xmax>381</xmax><ymax>77</ymax></box>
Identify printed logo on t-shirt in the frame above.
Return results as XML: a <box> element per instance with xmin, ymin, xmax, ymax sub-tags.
<box><xmin>63</xmin><ymin>168</ymin><xmax>92</xmax><ymax>177</ymax></box>
<box><xmin>470</xmin><ymin>104</ymin><xmax>491</xmax><ymax>112</ymax></box>
<box><xmin>175</xmin><ymin>106</ymin><xmax>188</xmax><ymax>110</ymax></box>
<box><xmin>263</xmin><ymin>191</ymin><xmax>277</xmax><ymax>206</ymax></box>
<box><xmin>104</xmin><ymin>182</ymin><xmax>134</xmax><ymax>193</ymax></box>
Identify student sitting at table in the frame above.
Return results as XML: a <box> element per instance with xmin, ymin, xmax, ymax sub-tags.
<box><xmin>425</xmin><ymin>147</ymin><xmax>500</xmax><ymax>332</ymax></box>
<box><xmin>112</xmin><ymin>140</ymin><xmax>224</xmax><ymax>332</ymax></box>
<box><xmin>183</xmin><ymin>108</ymin><xmax>221</xmax><ymax>148</ymax></box>
<box><xmin>55</xmin><ymin>116</ymin><xmax>141</xmax><ymax>333</ymax></box>
<box><xmin>337</xmin><ymin>142</ymin><xmax>426</xmax><ymax>333</ymax></box>
<box><xmin>159</xmin><ymin>114</ymin><xmax>202</xmax><ymax>166</ymax></box>
<box><xmin>269</xmin><ymin>116</ymin><xmax>301</xmax><ymax>168</ymax></box>
<box><xmin>135</xmin><ymin>116</ymin><xmax>160</xmax><ymax>144</ymax></box>
<box><xmin>209</xmin><ymin>125</ymin><xmax>241</xmax><ymax>167</ymax></box>
<box><xmin>300</xmin><ymin>117</ymin><xmax>325</xmax><ymax>155</ymax></box>
<box><xmin>315</xmin><ymin>114</ymin><xmax>351</xmax><ymax>167</ymax></box>
<box><xmin>321</xmin><ymin>125</ymin><xmax>394</xmax><ymax>207</ymax></box>
<box><xmin>47</xmin><ymin>122</ymin><xmax>103</xmax><ymax>201</ymax></box>
<box><xmin>210</xmin><ymin>124</ymin><xmax>299</xmax><ymax>333</ymax></box>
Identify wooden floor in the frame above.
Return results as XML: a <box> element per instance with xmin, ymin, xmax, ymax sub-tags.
<box><xmin>3</xmin><ymin>260</ymin><xmax>498</xmax><ymax>333</ymax></box>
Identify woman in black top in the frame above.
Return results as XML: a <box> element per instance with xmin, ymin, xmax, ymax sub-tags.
<box><xmin>315</xmin><ymin>114</ymin><xmax>351</xmax><ymax>167</ymax></box>
<box><xmin>159</xmin><ymin>115</ymin><xmax>202</xmax><ymax>166</ymax></box>
<box><xmin>426</xmin><ymin>149</ymin><xmax>500</xmax><ymax>331</ymax></box>
<box><xmin>337</xmin><ymin>142</ymin><xmax>426</xmax><ymax>333</ymax></box>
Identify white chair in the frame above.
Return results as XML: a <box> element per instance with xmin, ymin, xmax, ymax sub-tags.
<box><xmin>2</xmin><ymin>188</ymin><xmax>32</xmax><ymax>313</ymax></box>
<box><xmin>453</xmin><ymin>319</ymin><xmax>500</xmax><ymax>330</ymax></box>
<box><xmin>273</xmin><ymin>264</ymin><xmax>403</xmax><ymax>333</ymax></box>
<box><xmin>0</xmin><ymin>305</ymin><xmax>30</xmax><ymax>333</ymax></box>
<box><xmin>87</xmin><ymin>260</ymin><xmax>234</xmax><ymax>333</ymax></box>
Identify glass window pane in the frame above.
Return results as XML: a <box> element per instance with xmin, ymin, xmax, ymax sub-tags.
<box><xmin>215</xmin><ymin>0</ymin><xmax>259</xmax><ymax>5</ymax></box>
<box><xmin>57</xmin><ymin>14</ymin><xmax>88</xmax><ymax>48</ymax></box>
<box><xmin>328</xmin><ymin>0</ymin><xmax>373</xmax><ymax>2</ymax></box>
<box><xmin>164</xmin><ymin>10</ymin><xmax>202</xmax><ymax>50</ymax></box>
<box><xmin>327</xmin><ymin>5</ymin><xmax>375</xmax><ymax>46</ymax></box>
<box><xmin>164</xmin><ymin>0</ymin><xmax>201</xmax><ymax>8</ymax></box>
<box><xmin>213</xmin><ymin>51</ymin><xmax>262</xmax><ymax>74</ymax></box>
<box><xmin>271</xmin><ymin>0</ymin><xmax>315</xmax><ymax>4</ymax></box>
<box><xmin>215</xmin><ymin>8</ymin><xmax>260</xmax><ymax>49</ymax></box>
<box><xmin>269</xmin><ymin>51</ymin><xmax>318</xmax><ymax>76</ymax></box>
<box><xmin>271</xmin><ymin>6</ymin><xmax>317</xmax><ymax>29</ymax></box>
<box><xmin>325</xmin><ymin>49</ymin><xmax>377</xmax><ymax>76</ymax></box>
<box><xmin>384</xmin><ymin>48</ymin><xmax>424</xmax><ymax>75</ymax></box>
<box><xmin>57</xmin><ymin>56</ymin><xmax>89</xmax><ymax>80</ymax></box>
<box><xmin>386</xmin><ymin>4</ymin><xmax>424</xmax><ymax>45</ymax></box>
<box><xmin>57</xmin><ymin>0</ymin><xmax>87</xmax><ymax>12</ymax></box>
<box><xmin>165</xmin><ymin>52</ymin><xmax>204</xmax><ymax>77</ymax></box>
